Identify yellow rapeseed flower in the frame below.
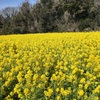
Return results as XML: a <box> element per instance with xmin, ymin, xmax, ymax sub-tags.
<box><xmin>78</xmin><ymin>90</ymin><xmax>84</xmax><ymax>96</ymax></box>
<box><xmin>24</xmin><ymin>88</ymin><xmax>29</xmax><ymax>96</ymax></box>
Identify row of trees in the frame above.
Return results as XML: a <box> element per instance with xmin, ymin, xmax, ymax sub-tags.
<box><xmin>0</xmin><ymin>0</ymin><xmax>100</xmax><ymax>34</ymax></box>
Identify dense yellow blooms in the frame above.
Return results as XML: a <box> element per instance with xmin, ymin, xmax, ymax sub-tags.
<box><xmin>0</xmin><ymin>32</ymin><xmax>100</xmax><ymax>100</ymax></box>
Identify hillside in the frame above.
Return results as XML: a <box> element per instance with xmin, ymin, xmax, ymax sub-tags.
<box><xmin>0</xmin><ymin>0</ymin><xmax>100</xmax><ymax>34</ymax></box>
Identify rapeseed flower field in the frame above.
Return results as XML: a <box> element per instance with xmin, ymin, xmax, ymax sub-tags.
<box><xmin>0</xmin><ymin>32</ymin><xmax>100</xmax><ymax>100</ymax></box>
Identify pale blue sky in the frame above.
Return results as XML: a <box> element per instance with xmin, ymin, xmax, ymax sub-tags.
<box><xmin>0</xmin><ymin>0</ymin><xmax>36</xmax><ymax>10</ymax></box>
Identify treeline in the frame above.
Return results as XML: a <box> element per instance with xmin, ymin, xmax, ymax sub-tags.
<box><xmin>0</xmin><ymin>0</ymin><xmax>100</xmax><ymax>34</ymax></box>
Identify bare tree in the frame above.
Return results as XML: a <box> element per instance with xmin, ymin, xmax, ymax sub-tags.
<box><xmin>2</xmin><ymin>7</ymin><xmax>18</xmax><ymax>19</ymax></box>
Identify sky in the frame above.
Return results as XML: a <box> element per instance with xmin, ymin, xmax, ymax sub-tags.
<box><xmin>0</xmin><ymin>0</ymin><xmax>37</xmax><ymax>10</ymax></box>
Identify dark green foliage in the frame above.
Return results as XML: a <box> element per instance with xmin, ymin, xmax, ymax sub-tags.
<box><xmin>0</xmin><ymin>0</ymin><xmax>100</xmax><ymax>35</ymax></box>
<box><xmin>79</xmin><ymin>18</ymin><xmax>95</xmax><ymax>31</ymax></box>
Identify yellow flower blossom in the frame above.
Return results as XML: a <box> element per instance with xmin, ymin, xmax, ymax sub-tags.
<box><xmin>78</xmin><ymin>90</ymin><xmax>84</xmax><ymax>96</ymax></box>
<box><xmin>24</xmin><ymin>88</ymin><xmax>29</xmax><ymax>96</ymax></box>
<box><xmin>44</xmin><ymin>88</ymin><xmax>53</xmax><ymax>97</ymax></box>
<box><xmin>56</xmin><ymin>88</ymin><xmax>59</xmax><ymax>92</ymax></box>
<box><xmin>56</xmin><ymin>96</ymin><xmax>61</xmax><ymax>100</ymax></box>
